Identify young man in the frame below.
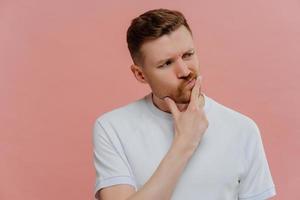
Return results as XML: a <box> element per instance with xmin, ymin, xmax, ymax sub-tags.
<box><xmin>93</xmin><ymin>8</ymin><xmax>276</xmax><ymax>200</ymax></box>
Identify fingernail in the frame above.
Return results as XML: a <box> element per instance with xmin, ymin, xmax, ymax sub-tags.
<box><xmin>197</xmin><ymin>75</ymin><xmax>202</xmax><ymax>81</ymax></box>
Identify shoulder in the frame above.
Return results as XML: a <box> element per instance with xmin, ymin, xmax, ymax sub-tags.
<box><xmin>94</xmin><ymin>95</ymin><xmax>149</xmax><ymax>127</ymax></box>
<box><xmin>206</xmin><ymin>95</ymin><xmax>259</xmax><ymax>132</ymax></box>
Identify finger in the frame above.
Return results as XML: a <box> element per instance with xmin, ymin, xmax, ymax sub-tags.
<box><xmin>164</xmin><ymin>97</ymin><xmax>180</xmax><ymax>118</ymax></box>
<box><xmin>189</xmin><ymin>75</ymin><xmax>202</xmax><ymax>107</ymax></box>
<box><xmin>198</xmin><ymin>93</ymin><xmax>205</xmax><ymax>108</ymax></box>
<box><xmin>197</xmin><ymin>79</ymin><xmax>204</xmax><ymax>108</ymax></box>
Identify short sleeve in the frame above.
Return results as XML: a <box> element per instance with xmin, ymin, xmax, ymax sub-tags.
<box><xmin>92</xmin><ymin>118</ymin><xmax>137</xmax><ymax>198</ymax></box>
<box><xmin>238</xmin><ymin>120</ymin><xmax>276</xmax><ymax>200</ymax></box>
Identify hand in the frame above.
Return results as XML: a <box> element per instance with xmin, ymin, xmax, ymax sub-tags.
<box><xmin>164</xmin><ymin>76</ymin><xmax>209</xmax><ymax>154</ymax></box>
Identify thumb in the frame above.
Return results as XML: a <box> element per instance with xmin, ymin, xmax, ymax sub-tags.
<box><xmin>164</xmin><ymin>97</ymin><xmax>179</xmax><ymax>118</ymax></box>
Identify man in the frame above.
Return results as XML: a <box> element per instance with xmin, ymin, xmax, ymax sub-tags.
<box><xmin>93</xmin><ymin>8</ymin><xmax>276</xmax><ymax>200</ymax></box>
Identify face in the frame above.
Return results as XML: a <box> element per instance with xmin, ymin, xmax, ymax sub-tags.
<box><xmin>131</xmin><ymin>25</ymin><xmax>201</xmax><ymax>105</ymax></box>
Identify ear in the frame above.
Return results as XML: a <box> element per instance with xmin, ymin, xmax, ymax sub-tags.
<box><xmin>130</xmin><ymin>64</ymin><xmax>148</xmax><ymax>84</ymax></box>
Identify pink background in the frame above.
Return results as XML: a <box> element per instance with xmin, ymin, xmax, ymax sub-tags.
<box><xmin>1</xmin><ymin>0</ymin><xmax>299</xmax><ymax>199</ymax></box>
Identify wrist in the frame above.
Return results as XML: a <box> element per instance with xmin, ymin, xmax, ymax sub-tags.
<box><xmin>171</xmin><ymin>138</ymin><xmax>196</xmax><ymax>159</ymax></box>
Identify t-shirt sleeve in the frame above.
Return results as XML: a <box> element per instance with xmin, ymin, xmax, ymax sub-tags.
<box><xmin>238</xmin><ymin>120</ymin><xmax>276</xmax><ymax>200</ymax></box>
<box><xmin>92</xmin><ymin>118</ymin><xmax>137</xmax><ymax>199</ymax></box>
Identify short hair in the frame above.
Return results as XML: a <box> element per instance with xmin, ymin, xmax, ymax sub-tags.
<box><xmin>126</xmin><ymin>8</ymin><xmax>193</xmax><ymax>66</ymax></box>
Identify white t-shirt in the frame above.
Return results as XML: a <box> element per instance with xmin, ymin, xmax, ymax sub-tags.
<box><xmin>93</xmin><ymin>92</ymin><xmax>276</xmax><ymax>200</ymax></box>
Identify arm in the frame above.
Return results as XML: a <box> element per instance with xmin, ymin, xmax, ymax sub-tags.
<box><xmin>238</xmin><ymin>120</ymin><xmax>276</xmax><ymax>199</ymax></box>
<box><xmin>98</xmin><ymin>139</ymin><xmax>195</xmax><ymax>200</ymax></box>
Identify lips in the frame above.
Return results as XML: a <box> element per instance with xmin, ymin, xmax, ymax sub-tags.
<box><xmin>187</xmin><ymin>78</ymin><xmax>194</xmax><ymax>84</ymax></box>
<box><xmin>185</xmin><ymin>78</ymin><xmax>196</xmax><ymax>88</ymax></box>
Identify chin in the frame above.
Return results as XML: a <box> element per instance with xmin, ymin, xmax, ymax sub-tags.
<box><xmin>174</xmin><ymin>91</ymin><xmax>192</xmax><ymax>104</ymax></box>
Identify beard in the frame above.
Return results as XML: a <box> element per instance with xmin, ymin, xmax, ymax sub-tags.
<box><xmin>173</xmin><ymin>88</ymin><xmax>193</xmax><ymax>104</ymax></box>
<box><xmin>173</xmin><ymin>73</ymin><xmax>198</xmax><ymax>103</ymax></box>
<box><xmin>160</xmin><ymin>80</ymin><xmax>195</xmax><ymax>104</ymax></box>
<box><xmin>154</xmin><ymin>73</ymin><xmax>199</xmax><ymax>104</ymax></box>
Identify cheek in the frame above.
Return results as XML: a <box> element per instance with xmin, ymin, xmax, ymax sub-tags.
<box><xmin>147</xmin><ymin>70</ymin><xmax>182</xmax><ymax>94</ymax></box>
<box><xmin>189</xmin><ymin>60</ymin><xmax>200</xmax><ymax>70</ymax></box>
<box><xmin>188</xmin><ymin>56</ymin><xmax>199</xmax><ymax>66</ymax></box>
<box><xmin>150</xmin><ymin>78</ymin><xmax>176</xmax><ymax>93</ymax></box>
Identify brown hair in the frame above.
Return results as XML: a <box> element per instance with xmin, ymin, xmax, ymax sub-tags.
<box><xmin>126</xmin><ymin>8</ymin><xmax>193</xmax><ymax>66</ymax></box>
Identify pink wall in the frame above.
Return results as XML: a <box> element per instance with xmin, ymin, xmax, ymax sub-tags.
<box><xmin>1</xmin><ymin>0</ymin><xmax>299</xmax><ymax>199</ymax></box>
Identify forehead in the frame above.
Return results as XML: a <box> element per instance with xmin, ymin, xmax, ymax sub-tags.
<box><xmin>140</xmin><ymin>26</ymin><xmax>195</xmax><ymax>66</ymax></box>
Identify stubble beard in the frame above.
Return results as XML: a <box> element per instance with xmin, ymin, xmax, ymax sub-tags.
<box><xmin>173</xmin><ymin>88</ymin><xmax>193</xmax><ymax>104</ymax></box>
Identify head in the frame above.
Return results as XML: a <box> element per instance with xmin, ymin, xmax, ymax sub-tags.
<box><xmin>127</xmin><ymin>8</ymin><xmax>201</xmax><ymax>105</ymax></box>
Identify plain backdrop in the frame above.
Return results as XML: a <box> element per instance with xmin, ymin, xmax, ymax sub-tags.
<box><xmin>1</xmin><ymin>0</ymin><xmax>299</xmax><ymax>199</ymax></box>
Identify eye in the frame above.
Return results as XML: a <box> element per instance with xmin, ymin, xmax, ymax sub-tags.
<box><xmin>159</xmin><ymin>60</ymin><xmax>172</xmax><ymax>68</ymax></box>
<box><xmin>183</xmin><ymin>51</ymin><xmax>194</xmax><ymax>59</ymax></box>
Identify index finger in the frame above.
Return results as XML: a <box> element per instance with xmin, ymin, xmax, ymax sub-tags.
<box><xmin>189</xmin><ymin>75</ymin><xmax>202</xmax><ymax>108</ymax></box>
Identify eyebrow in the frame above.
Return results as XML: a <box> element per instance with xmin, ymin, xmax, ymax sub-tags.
<box><xmin>154</xmin><ymin>48</ymin><xmax>195</xmax><ymax>66</ymax></box>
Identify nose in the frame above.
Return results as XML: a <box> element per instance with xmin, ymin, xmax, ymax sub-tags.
<box><xmin>175</xmin><ymin>57</ymin><xmax>191</xmax><ymax>78</ymax></box>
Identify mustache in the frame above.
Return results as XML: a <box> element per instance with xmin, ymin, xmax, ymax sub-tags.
<box><xmin>157</xmin><ymin>73</ymin><xmax>198</xmax><ymax>100</ymax></box>
<box><xmin>182</xmin><ymin>73</ymin><xmax>198</xmax><ymax>87</ymax></box>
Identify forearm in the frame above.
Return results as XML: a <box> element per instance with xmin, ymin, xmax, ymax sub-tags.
<box><xmin>127</xmin><ymin>140</ymin><xmax>194</xmax><ymax>200</ymax></box>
